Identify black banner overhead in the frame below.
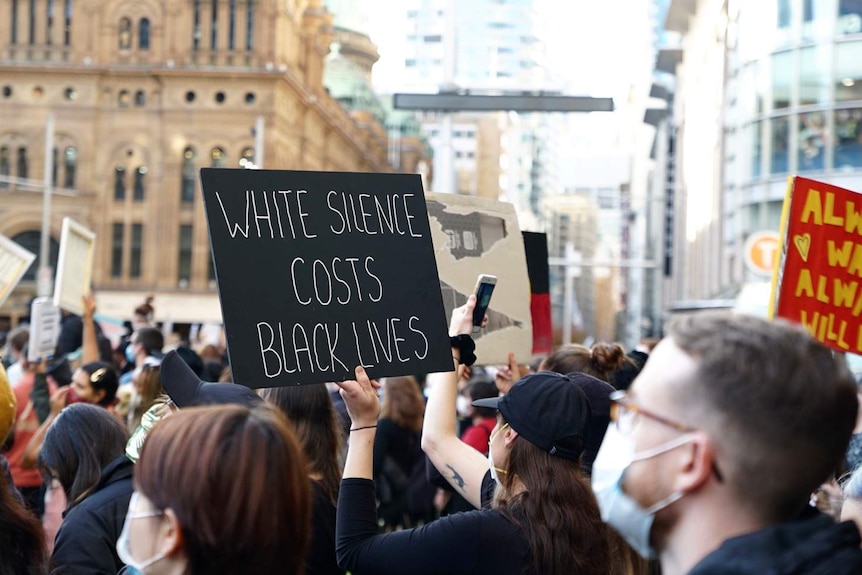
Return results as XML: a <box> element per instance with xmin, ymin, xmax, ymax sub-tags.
<box><xmin>200</xmin><ymin>168</ymin><xmax>453</xmax><ymax>388</ymax></box>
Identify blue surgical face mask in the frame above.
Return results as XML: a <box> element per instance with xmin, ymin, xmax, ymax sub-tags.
<box><xmin>125</xmin><ymin>343</ymin><xmax>137</xmax><ymax>364</ymax></box>
<box><xmin>591</xmin><ymin>424</ymin><xmax>692</xmax><ymax>559</ymax></box>
<box><xmin>116</xmin><ymin>493</ymin><xmax>167</xmax><ymax>574</ymax></box>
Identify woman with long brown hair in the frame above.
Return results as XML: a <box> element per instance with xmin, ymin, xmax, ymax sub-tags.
<box><xmin>118</xmin><ymin>404</ymin><xmax>311</xmax><ymax>575</ymax></box>
<box><xmin>334</xmin><ymin>297</ymin><xmax>611</xmax><ymax>575</ymax></box>
<box><xmin>259</xmin><ymin>385</ymin><xmax>345</xmax><ymax>575</ymax></box>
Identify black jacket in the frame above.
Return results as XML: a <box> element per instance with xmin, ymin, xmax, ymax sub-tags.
<box><xmin>688</xmin><ymin>508</ymin><xmax>862</xmax><ymax>575</ymax></box>
<box><xmin>50</xmin><ymin>456</ymin><xmax>134</xmax><ymax>575</ymax></box>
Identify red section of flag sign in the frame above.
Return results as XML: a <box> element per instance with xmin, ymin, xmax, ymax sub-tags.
<box><xmin>773</xmin><ymin>176</ymin><xmax>862</xmax><ymax>352</ymax></box>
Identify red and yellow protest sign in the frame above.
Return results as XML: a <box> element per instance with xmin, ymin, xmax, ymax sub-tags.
<box><xmin>771</xmin><ymin>176</ymin><xmax>862</xmax><ymax>352</ymax></box>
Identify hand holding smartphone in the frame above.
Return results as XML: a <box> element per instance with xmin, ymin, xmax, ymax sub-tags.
<box><xmin>472</xmin><ymin>274</ymin><xmax>497</xmax><ymax>333</ymax></box>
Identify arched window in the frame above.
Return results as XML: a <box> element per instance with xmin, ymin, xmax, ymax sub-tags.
<box><xmin>16</xmin><ymin>146</ymin><xmax>27</xmax><ymax>179</ymax></box>
<box><xmin>119</xmin><ymin>90</ymin><xmax>131</xmax><ymax>107</ymax></box>
<box><xmin>138</xmin><ymin>18</ymin><xmax>150</xmax><ymax>50</ymax></box>
<box><xmin>0</xmin><ymin>146</ymin><xmax>9</xmax><ymax>187</ymax></box>
<box><xmin>64</xmin><ymin>146</ymin><xmax>77</xmax><ymax>188</ymax></box>
<box><xmin>246</xmin><ymin>0</ymin><xmax>255</xmax><ymax>50</ymax></box>
<box><xmin>239</xmin><ymin>146</ymin><xmax>254</xmax><ymax>167</ymax></box>
<box><xmin>115</xmin><ymin>165</ymin><xmax>126</xmax><ymax>200</ymax></box>
<box><xmin>134</xmin><ymin>90</ymin><xmax>146</xmax><ymax>107</ymax></box>
<box><xmin>119</xmin><ymin>17</ymin><xmax>132</xmax><ymax>49</ymax></box>
<box><xmin>134</xmin><ymin>166</ymin><xmax>146</xmax><ymax>201</ymax></box>
<box><xmin>181</xmin><ymin>147</ymin><xmax>196</xmax><ymax>203</ymax></box>
<box><xmin>211</xmin><ymin>146</ymin><xmax>226</xmax><ymax>168</ymax></box>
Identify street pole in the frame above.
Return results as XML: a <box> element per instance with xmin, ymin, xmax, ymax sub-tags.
<box><xmin>38</xmin><ymin>114</ymin><xmax>55</xmax><ymax>297</ymax></box>
<box><xmin>255</xmin><ymin>115</ymin><xmax>264</xmax><ymax>169</ymax></box>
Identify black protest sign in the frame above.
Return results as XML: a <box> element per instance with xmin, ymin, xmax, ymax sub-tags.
<box><xmin>200</xmin><ymin>168</ymin><xmax>453</xmax><ymax>388</ymax></box>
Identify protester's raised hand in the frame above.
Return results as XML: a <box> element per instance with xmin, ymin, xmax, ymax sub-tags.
<box><xmin>50</xmin><ymin>386</ymin><xmax>70</xmax><ymax>417</ymax></box>
<box><xmin>494</xmin><ymin>352</ymin><xmax>530</xmax><ymax>394</ymax></box>
<box><xmin>82</xmin><ymin>291</ymin><xmax>97</xmax><ymax>318</ymax></box>
<box><xmin>337</xmin><ymin>366</ymin><xmax>381</xmax><ymax>428</ymax></box>
<box><xmin>449</xmin><ymin>295</ymin><xmax>477</xmax><ymax>337</ymax></box>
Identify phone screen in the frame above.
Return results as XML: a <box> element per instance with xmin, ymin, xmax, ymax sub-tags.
<box><xmin>473</xmin><ymin>282</ymin><xmax>495</xmax><ymax>327</ymax></box>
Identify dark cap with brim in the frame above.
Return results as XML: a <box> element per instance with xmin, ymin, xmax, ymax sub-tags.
<box><xmin>161</xmin><ymin>350</ymin><xmax>262</xmax><ymax>408</ymax></box>
<box><xmin>472</xmin><ymin>371</ymin><xmax>591</xmax><ymax>461</ymax></box>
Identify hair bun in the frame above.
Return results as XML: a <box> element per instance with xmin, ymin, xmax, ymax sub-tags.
<box><xmin>590</xmin><ymin>343</ymin><xmax>627</xmax><ymax>373</ymax></box>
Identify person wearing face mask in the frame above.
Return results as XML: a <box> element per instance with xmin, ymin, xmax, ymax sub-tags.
<box><xmin>334</xmin><ymin>297</ymin><xmax>611</xmax><ymax>575</ymax></box>
<box><xmin>591</xmin><ymin>312</ymin><xmax>862</xmax><ymax>574</ymax></box>
<box><xmin>116</xmin><ymin>404</ymin><xmax>311</xmax><ymax>575</ymax></box>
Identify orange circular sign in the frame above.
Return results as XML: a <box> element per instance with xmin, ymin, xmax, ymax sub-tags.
<box><xmin>744</xmin><ymin>231</ymin><xmax>780</xmax><ymax>276</ymax></box>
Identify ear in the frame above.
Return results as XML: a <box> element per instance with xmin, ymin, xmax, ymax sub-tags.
<box><xmin>673</xmin><ymin>432</ymin><xmax>717</xmax><ymax>493</ymax></box>
<box><xmin>93</xmin><ymin>389</ymin><xmax>106</xmax><ymax>404</ymax></box>
<box><xmin>503</xmin><ymin>427</ymin><xmax>519</xmax><ymax>449</ymax></box>
<box><xmin>161</xmin><ymin>508</ymin><xmax>186</xmax><ymax>557</ymax></box>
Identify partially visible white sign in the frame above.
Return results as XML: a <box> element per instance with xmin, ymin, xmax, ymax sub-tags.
<box><xmin>28</xmin><ymin>297</ymin><xmax>61</xmax><ymax>362</ymax></box>
<box><xmin>54</xmin><ymin>218</ymin><xmax>95</xmax><ymax>315</ymax></box>
<box><xmin>0</xmin><ymin>234</ymin><xmax>36</xmax><ymax>308</ymax></box>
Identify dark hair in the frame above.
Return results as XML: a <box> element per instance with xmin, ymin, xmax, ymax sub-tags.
<box><xmin>136</xmin><ymin>405</ymin><xmax>311</xmax><ymax>575</ymax></box>
<box><xmin>8</xmin><ymin>326</ymin><xmax>29</xmax><ymax>354</ymax></box>
<box><xmin>134</xmin><ymin>296</ymin><xmax>154</xmax><ymax>320</ymax></box>
<box><xmin>669</xmin><ymin>312</ymin><xmax>859</xmax><ymax>522</ymax></box>
<box><xmin>38</xmin><ymin>403</ymin><xmax>129</xmax><ymax>508</ymax></box>
<box><xmin>540</xmin><ymin>342</ymin><xmax>634</xmax><ymax>385</ymax></box>
<box><xmin>380</xmin><ymin>376</ymin><xmax>424</xmax><ymax>433</ymax></box>
<box><xmin>0</xmin><ymin>466</ymin><xmax>47</xmax><ymax>574</ymax></box>
<box><xmin>135</xmin><ymin>327</ymin><xmax>164</xmax><ymax>356</ymax></box>
<box><xmin>80</xmin><ymin>362</ymin><xmax>120</xmax><ymax>406</ymax></box>
<box><xmin>464</xmin><ymin>379</ymin><xmax>498</xmax><ymax>419</ymax></box>
<box><xmin>496</xmin><ymin>427</ymin><xmax>610</xmax><ymax>574</ymax></box>
<box><xmin>259</xmin><ymin>385</ymin><xmax>344</xmax><ymax>506</ymax></box>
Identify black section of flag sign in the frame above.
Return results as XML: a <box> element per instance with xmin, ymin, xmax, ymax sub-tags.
<box><xmin>200</xmin><ymin>168</ymin><xmax>453</xmax><ymax>388</ymax></box>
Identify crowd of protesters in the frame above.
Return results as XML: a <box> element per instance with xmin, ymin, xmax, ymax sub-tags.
<box><xmin>2</xmin><ymin>288</ymin><xmax>862</xmax><ymax>574</ymax></box>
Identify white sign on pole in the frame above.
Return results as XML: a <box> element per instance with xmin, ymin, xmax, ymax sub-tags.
<box><xmin>28</xmin><ymin>297</ymin><xmax>61</xmax><ymax>362</ymax></box>
<box><xmin>0</xmin><ymin>234</ymin><xmax>36</xmax><ymax>308</ymax></box>
<box><xmin>53</xmin><ymin>218</ymin><xmax>96</xmax><ymax>315</ymax></box>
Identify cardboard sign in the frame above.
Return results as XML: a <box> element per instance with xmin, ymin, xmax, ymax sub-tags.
<box><xmin>771</xmin><ymin>176</ymin><xmax>862</xmax><ymax>352</ymax></box>
<box><xmin>28</xmin><ymin>297</ymin><xmax>61</xmax><ymax>362</ymax></box>
<box><xmin>53</xmin><ymin>218</ymin><xmax>95</xmax><ymax>315</ymax></box>
<box><xmin>200</xmin><ymin>168</ymin><xmax>453</xmax><ymax>388</ymax></box>
<box><xmin>425</xmin><ymin>193</ymin><xmax>532</xmax><ymax>364</ymax></box>
<box><xmin>0</xmin><ymin>234</ymin><xmax>36</xmax><ymax>308</ymax></box>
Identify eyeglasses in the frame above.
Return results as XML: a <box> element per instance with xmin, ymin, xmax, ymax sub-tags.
<box><xmin>609</xmin><ymin>390</ymin><xmax>695</xmax><ymax>435</ymax></box>
<box><xmin>609</xmin><ymin>390</ymin><xmax>724</xmax><ymax>482</ymax></box>
<box><xmin>127</xmin><ymin>492</ymin><xmax>164</xmax><ymax>521</ymax></box>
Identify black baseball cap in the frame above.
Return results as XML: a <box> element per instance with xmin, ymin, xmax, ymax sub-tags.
<box><xmin>160</xmin><ymin>350</ymin><xmax>262</xmax><ymax>408</ymax></box>
<box><xmin>472</xmin><ymin>371</ymin><xmax>591</xmax><ymax>461</ymax></box>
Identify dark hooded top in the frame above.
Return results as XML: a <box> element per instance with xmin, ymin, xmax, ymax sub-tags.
<box><xmin>688</xmin><ymin>507</ymin><xmax>862</xmax><ymax>575</ymax></box>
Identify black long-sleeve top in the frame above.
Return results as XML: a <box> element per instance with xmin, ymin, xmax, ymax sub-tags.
<box><xmin>336</xmin><ymin>478</ymin><xmax>530</xmax><ymax>575</ymax></box>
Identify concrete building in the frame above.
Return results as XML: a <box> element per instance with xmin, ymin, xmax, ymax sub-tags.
<box><xmin>0</xmin><ymin>0</ymin><xmax>401</xmax><ymax>327</ymax></box>
<box><xmin>660</xmin><ymin>0</ymin><xmax>862</xmax><ymax>309</ymax></box>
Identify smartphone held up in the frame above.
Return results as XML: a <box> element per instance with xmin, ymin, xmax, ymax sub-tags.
<box><xmin>472</xmin><ymin>274</ymin><xmax>497</xmax><ymax>333</ymax></box>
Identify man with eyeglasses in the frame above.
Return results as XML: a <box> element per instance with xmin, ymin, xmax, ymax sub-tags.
<box><xmin>592</xmin><ymin>312</ymin><xmax>862</xmax><ymax>574</ymax></box>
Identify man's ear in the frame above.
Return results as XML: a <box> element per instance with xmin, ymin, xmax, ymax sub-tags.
<box><xmin>93</xmin><ymin>388</ymin><xmax>106</xmax><ymax>405</ymax></box>
<box><xmin>673</xmin><ymin>433</ymin><xmax>717</xmax><ymax>493</ymax></box>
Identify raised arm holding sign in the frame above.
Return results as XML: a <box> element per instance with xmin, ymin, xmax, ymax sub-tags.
<box><xmin>200</xmin><ymin>168</ymin><xmax>453</xmax><ymax>388</ymax></box>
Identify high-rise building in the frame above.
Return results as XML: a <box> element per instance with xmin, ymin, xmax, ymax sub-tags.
<box><xmin>0</xmin><ymin>0</ymin><xmax>400</xmax><ymax>327</ymax></box>
<box><xmin>659</xmin><ymin>0</ymin><xmax>862</xmax><ymax>309</ymax></box>
<box><xmin>369</xmin><ymin>0</ymin><xmax>557</xmax><ymax>222</ymax></box>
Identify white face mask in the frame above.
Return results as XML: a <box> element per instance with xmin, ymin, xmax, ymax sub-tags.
<box><xmin>591</xmin><ymin>424</ymin><xmax>693</xmax><ymax>559</ymax></box>
<box><xmin>116</xmin><ymin>493</ymin><xmax>167</xmax><ymax>574</ymax></box>
<box><xmin>456</xmin><ymin>395</ymin><xmax>472</xmax><ymax>418</ymax></box>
